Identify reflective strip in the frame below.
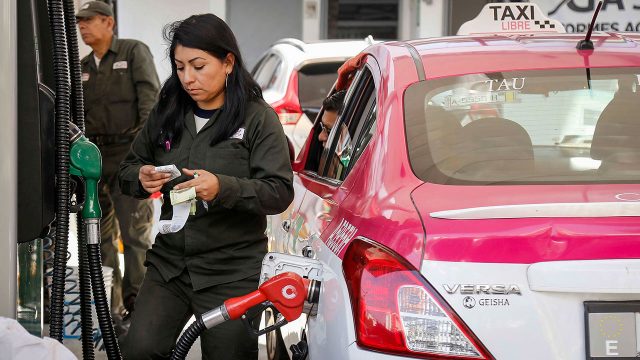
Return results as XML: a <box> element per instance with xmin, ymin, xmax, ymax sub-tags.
<box><xmin>430</xmin><ymin>202</ymin><xmax>640</xmax><ymax>220</ymax></box>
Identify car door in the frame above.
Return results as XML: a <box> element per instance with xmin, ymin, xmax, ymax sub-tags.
<box><xmin>270</xmin><ymin>59</ymin><xmax>381</xmax><ymax>359</ymax></box>
<box><xmin>283</xmin><ymin>63</ymin><xmax>378</xmax><ymax>257</ymax></box>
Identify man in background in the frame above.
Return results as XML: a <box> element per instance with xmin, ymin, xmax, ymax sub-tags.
<box><xmin>76</xmin><ymin>0</ymin><xmax>159</xmax><ymax>330</ymax></box>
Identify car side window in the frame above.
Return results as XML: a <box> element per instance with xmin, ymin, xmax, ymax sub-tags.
<box><xmin>319</xmin><ymin>68</ymin><xmax>376</xmax><ymax>181</ymax></box>
<box><xmin>253</xmin><ymin>54</ymin><xmax>281</xmax><ymax>90</ymax></box>
<box><xmin>344</xmin><ymin>97</ymin><xmax>376</xmax><ymax>179</ymax></box>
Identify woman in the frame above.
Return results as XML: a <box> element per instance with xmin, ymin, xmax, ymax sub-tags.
<box><xmin>118</xmin><ymin>14</ymin><xmax>294</xmax><ymax>359</ymax></box>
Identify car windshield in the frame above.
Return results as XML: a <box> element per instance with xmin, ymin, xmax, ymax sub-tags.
<box><xmin>404</xmin><ymin>68</ymin><xmax>640</xmax><ymax>185</ymax></box>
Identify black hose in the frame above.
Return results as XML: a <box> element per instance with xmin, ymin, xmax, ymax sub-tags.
<box><xmin>77</xmin><ymin>213</ymin><xmax>95</xmax><ymax>360</ymax></box>
<box><xmin>61</xmin><ymin>0</ymin><xmax>94</xmax><ymax>356</ymax></box>
<box><xmin>62</xmin><ymin>0</ymin><xmax>85</xmax><ymax>131</ymax></box>
<box><xmin>171</xmin><ymin>316</ymin><xmax>206</xmax><ymax>360</ymax></box>
<box><xmin>88</xmin><ymin>244</ymin><xmax>122</xmax><ymax>360</ymax></box>
<box><xmin>47</xmin><ymin>0</ymin><xmax>72</xmax><ymax>342</ymax></box>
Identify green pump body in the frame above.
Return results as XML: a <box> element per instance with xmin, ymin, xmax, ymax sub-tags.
<box><xmin>69</xmin><ymin>134</ymin><xmax>102</xmax><ymax>220</ymax></box>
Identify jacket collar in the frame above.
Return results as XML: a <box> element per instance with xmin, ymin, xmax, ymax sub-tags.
<box><xmin>108</xmin><ymin>35</ymin><xmax>119</xmax><ymax>54</ymax></box>
<box><xmin>185</xmin><ymin>108</ymin><xmax>222</xmax><ymax>139</ymax></box>
<box><xmin>81</xmin><ymin>35</ymin><xmax>119</xmax><ymax>69</ymax></box>
<box><xmin>185</xmin><ymin>110</ymin><xmax>197</xmax><ymax>138</ymax></box>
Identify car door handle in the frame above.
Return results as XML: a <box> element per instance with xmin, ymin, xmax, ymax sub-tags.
<box><xmin>282</xmin><ymin>219</ymin><xmax>291</xmax><ymax>232</ymax></box>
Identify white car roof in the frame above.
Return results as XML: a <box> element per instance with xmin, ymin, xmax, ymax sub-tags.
<box><xmin>259</xmin><ymin>38</ymin><xmax>374</xmax><ymax>101</ymax></box>
<box><xmin>271</xmin><ymin>38</ymin><xmax>373</xmax><ymax>66</ymax></box>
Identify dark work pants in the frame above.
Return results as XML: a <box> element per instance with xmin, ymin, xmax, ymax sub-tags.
<box><xmin>121</xmin><ymin>266</ymin><xmax>260</xmax><ymax>360</ymax></box>
<box><xmin>99</xmin><ymin>144</ymin><xmax>153</xmax><ymax>314</ymax></box>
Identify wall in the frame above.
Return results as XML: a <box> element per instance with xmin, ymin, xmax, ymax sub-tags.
<box><xmin>95</xmin><ymin>0</ymin><xmax>451</xmax><ymax>81</ymax></box>
<box><xmin>117</xmin><ymin>0</ymin><xmax>224</xmax><ymax>83</ymax></box>
<box><xmin>227</xmin><ymin>0</ymin><xmax>302</xmax><ymax>70</ymax></box>
<box><xmin>303</xmin><ymin>0</ymin><xmax>322</xmax><ymax>41</ymax></box>
<box><xmin>536</xmin><ymin>0</ymin><xmax>640</xmax><ymax>33</ymax></box>
<box><xmin>418</xmin><ymin>0</ymin><xmax>446</xmax><ymax>37</ymax></box>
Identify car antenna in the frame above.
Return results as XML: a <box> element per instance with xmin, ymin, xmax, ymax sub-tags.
<box><xmin>577</xmin><ymin>1</ymin><xmax>602</xmax><ymax>91</ymax></box>
<box><xmin>576</xmin><ymin>0</ymin><xmax>603</xmax><ymax>50</ymax></box>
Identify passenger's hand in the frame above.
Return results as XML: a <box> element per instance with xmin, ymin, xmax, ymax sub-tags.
<box><xmin>139</xmin><ymin>165</ymin><xmax>172</xmax><ymax>194</ymax></box>
<box><xmin>174</xmin><ymin>168</ymin><xmax>220</xmax><ymax>202</ymax></box>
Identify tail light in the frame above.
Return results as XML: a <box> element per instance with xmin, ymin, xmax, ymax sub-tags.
<box><xmin>272</xmin><ymin>71</ymin><xmax>302</xmax><ymax>125</ymax></box>
<box><xmin>343</xmin><ymin>238</ymin><xmax>493</xmax><ymax>359</ymax></box>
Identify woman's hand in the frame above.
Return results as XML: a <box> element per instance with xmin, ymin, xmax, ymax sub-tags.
<box><xmin>174</xmin><ymin>168</ymin><xmax>220</xmax><ymax>202</ymax></box>
<box><xmin>139</xmin><ymin>165</ymin><xmax>172</xmax><ymax>194</ymax></box>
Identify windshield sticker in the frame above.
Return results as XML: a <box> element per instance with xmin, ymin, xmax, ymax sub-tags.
<box><xmin>326</xmin><ymin>218</ymin><xmax>357</xmax><ymax>255</ymax></box>
<box><xmin>443</xmin><ymin>91</ymin><xmax>517</xmax><ymax>109</ymax></box>
<box><xmin>485</xmin><ymin>78</ymin><xmax>525</xmax><ymax>91</ymax></box>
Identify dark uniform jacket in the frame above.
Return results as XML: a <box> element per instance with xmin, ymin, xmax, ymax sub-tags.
<box><xmin>119</xmin><ymin>100</ymin><xmax>294</xmax><ymax>290</ymax></box>
<box><xmin>81</xmin><ymin>36</ymin><xmax>159</xmax><ymax>175</ymax></box>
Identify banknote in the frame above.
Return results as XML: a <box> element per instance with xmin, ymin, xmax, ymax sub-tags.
<box><xmin>169</xmin><ymin>187</ymin><xmax>196</xmax><ymax>205</ymax></box>
<box><xmin>154</xmin><ymin>164</ymin><xmax>181</xmax><ymax>181</ymax></box>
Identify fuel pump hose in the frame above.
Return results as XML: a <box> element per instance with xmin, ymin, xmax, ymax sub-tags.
<box><xmin>61</xmin><ymin>0</ymin><xmax>94</xmax><ymax>355</ymax></box>
<box><xmin>47</xmin><ymin>0</ymin><xmax>73</xmax><ymax>343</ymax></box>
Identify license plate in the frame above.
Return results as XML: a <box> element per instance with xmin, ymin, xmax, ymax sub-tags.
<box><xmin>584</xmin><ymin>301</ymin><xmax>640</xmax><ymax>359</ymax></box>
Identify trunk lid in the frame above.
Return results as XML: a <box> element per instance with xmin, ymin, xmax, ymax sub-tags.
<box><xmin>410</xmin><ymin>182</ymin><xmax>640</xmax><ymax>359</ymax></box>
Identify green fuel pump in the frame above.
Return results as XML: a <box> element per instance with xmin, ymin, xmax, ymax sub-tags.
<box><xmin>69</xmin><ymin>122</ymin><xmax>101</xmax><ymax>227</ymax></box>
<box><xmin>67</xmin><ymin>121</ymin><xmax>122</xmax><ymax>359</ymax></box>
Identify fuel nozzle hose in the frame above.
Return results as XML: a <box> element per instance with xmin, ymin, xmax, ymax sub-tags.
<box><xmin>76</xmin><ymin>214</ymin><xmax>95</xmax><ymax>360</ymax></box>
<box><xmin>171</xmin><ymin>273</ymin><xmax>321</xmax><ymax>360</ymax></box>
<box><xmin>69</xmin><ymin>122</ymin><xmax>122</xmax><ymax>360</ymax></box>
<box><xmin>48</xmin><ymin>0</ymin><xmax>73</xmax><ymax>343</ymax></box>
<box><xmin>87</xmin><ymin>243</ymin><xmax>121</xmax><ymax>360</ymax></box>
<box><xmin>171</xmin><ymin>316</ymin><xmax>207</xmax><ymax>359</ymax></box>
<box><xmin>47</xmin><ymin>0</ymin><xmax>112</xmax><ymax>356</ymax></box>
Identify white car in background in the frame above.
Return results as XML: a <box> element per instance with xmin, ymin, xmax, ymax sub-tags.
<box><xmin>252</xmin><ymin>37</ymin><xmax>374</xmax><ymax>156</ymax></box>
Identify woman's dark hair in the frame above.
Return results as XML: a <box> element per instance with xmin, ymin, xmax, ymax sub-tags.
<box><xmin>154</xmin><ymin>13</ymin><xmax>262</xmax><ymax>147</ymax></box>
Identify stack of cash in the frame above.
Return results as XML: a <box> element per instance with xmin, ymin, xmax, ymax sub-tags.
<box><xmin>169</xmin><ymin>187</ymin><xmax>196</xmax><ymax>205</ymax></box>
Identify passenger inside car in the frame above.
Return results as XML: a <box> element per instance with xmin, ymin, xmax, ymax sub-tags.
<box><xmin>305</xmin><ymin>90</ymin><xmax>346</xmax><ymax>172</ymax></box>
<box><xmin>452</xmin><ymin>117</ymin><xmax>535</xmax><ymax>182</ymax></box>
<box><xmin>591</xmin><ymin>76</ymin><xmax>640</xmax><ymax>174</ymax></box>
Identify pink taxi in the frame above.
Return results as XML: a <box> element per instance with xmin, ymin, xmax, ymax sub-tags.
<box><xmin>266</xmin><ymin>3</ymin><xmax>640</xmax><ymax>359</ymax></box>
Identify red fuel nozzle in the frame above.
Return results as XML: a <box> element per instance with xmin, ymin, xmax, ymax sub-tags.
<box><xmin>173</xmin><ymin>272</ymin><xmax>319</xmax><ymax>359</ymax></box>
<box><xmin>224</xmin><ymin>272</ymin><xmax>310</xmax><ymax>322</ymax></box>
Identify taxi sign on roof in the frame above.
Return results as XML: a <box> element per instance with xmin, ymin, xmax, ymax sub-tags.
<box><xmin>457</xmin><ymin>2</ymin><xmax>565</xmax><ymax>36</ymax></box>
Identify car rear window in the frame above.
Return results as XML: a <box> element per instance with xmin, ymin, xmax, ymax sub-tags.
<box><xmin>404</xmin><ymin>68</ymin><xmax>640</xmax><ymax>185</ymax></box>
<box><xmin>253</xmin><ymin>54</ymin><xmax>282</xmax><ymax>90</ymax></box>
<box><xmin>297</xmin><ymin>62</ymin><xmax>343</xmax><ymax>110</ymax></box>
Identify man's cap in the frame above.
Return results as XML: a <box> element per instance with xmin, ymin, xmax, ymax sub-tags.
<box><xmin>75</xmin><ymin>1</ymin><xmax>114</xmax><ymax>18</ymax></box>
